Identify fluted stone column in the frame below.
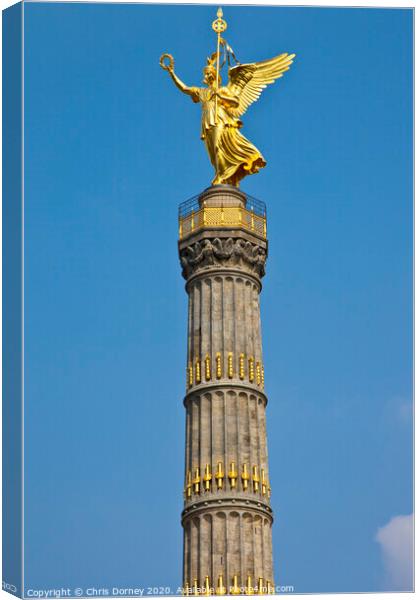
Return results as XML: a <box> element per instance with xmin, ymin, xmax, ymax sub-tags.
<box><xmin>178</xmin><ymin>185</ymin><xmax>273</xmax><ymax>595</ymax></box>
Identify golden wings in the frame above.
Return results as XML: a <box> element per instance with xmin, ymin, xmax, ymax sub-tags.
<box><xmin>227</xmin><ymin>52</ymin><xmax>296</xmax><ymax>118</ymax></box>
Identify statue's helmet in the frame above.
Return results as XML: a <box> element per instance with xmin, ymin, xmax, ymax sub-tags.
<box><xmin>203</xmin><ymin>54</ymin><xmax>220</xmax><ymax>83</ymax></box>
<box><xmin>203</xmin><ymin>64</ymin><xmax>216</xmax><ymax>78</ymax></box>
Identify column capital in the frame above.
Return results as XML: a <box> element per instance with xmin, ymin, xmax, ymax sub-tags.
<box><xmin>179</xmin><ymin>230</ymin><xmax>268</xmax><ymax>281</ymax></box>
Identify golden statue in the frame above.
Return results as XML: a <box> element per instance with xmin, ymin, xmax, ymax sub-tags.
<box><xmin>160</xmin><ymin>8</ymin><xmax>295</xmax><ymax>187</ymax></box>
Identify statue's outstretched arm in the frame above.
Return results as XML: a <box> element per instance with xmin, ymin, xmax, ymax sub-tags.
<box><xmin>168</xmin><ymin>69</ymin><xmax>200</xmax><ymax>102</ymax></box>
<box><xmin>169</xmin><ymin>69</ymin><xmax>189</xmax><ymax>93</ymax></box>
<box><xmin>160</xmin><ymin>55</ymin><xmax>200</xmax><ymax>102</ymax></box>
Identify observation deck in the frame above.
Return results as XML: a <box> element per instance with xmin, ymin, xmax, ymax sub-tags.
<box><xmin>178</xmin><ymin>185</ymin><xmax>267</xmax><ymax>241</ymax></box>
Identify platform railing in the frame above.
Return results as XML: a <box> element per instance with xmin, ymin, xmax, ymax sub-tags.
<box><xmin>178</xmin><ymin>192</ymin><xmax>267</xmax><ymax>240</ymax></box>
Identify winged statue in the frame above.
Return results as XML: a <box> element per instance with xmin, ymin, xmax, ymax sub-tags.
<box><xmin>160</xmin><ymin>10</ymin><xmax>295</xmax><ymax>187</ymax></box>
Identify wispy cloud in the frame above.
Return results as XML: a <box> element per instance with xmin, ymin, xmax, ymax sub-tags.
<box><xmin>375</xmin><ymin>513</ymin><xmax>413</xmax><ymax>591</ymax></box>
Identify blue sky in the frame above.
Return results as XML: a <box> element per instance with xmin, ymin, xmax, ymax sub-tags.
<box><xmin>23</xmin><ymin>3</ymin><xmax>413</xmax><ymax>594</ymax></box>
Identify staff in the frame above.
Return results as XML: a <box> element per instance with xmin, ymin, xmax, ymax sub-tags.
<box><xmin>212</xmin><ymin>8</ymin><xmax>227</xmax><ymax>124</ymax></box>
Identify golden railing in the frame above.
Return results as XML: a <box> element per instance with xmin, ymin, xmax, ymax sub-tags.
<box><xmin>179</xmin><ymin>206</ymin><xmax>267</xmax><ymax>240</ymax></box>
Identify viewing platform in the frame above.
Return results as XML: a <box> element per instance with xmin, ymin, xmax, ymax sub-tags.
<box><xmin>178</xmin><ymin>185</ymin><xmax>267</xmax><ymax>240</ymax></box>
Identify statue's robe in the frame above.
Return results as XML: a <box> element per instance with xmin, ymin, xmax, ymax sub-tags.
<box><xmin>190</xmin><ymin>86</ymin><xmax>266</xmax><ymax>186</ymax></box>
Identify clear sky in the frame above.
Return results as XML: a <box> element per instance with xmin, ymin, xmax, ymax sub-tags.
<box><xmin>23</xmin><ymin>2</ymin><xmax>413</xmax><ymax>595</ymax></box>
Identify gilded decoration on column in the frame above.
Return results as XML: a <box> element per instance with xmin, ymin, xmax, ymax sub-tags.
<box><xmin>193</xmin><ymin>467</ymin><xmax>200</xmax><ymax>494</ymax></box>
<box><xmin>228</xmin><ymin>461</ymin><xmax>238</xmax><ymax>488</ymax></box>
<box><xmin>241</xmin><ymin>463</ymin><xmax>250</xmax><ymax>491</ymax></box>
<box><xmin>185</xmin><ymin>351</ymin><xmax>265</xmax><ymax>390</ymax></box>
<box><xmin>215</xmin><ymin>352</ymin><xmax>222</xmax><ymax>379</ymax></box>
<box><xmin>183</xmin><ymin>464</ymin><xmax>271</xmax><ymax>501</ymax></box>
<box><xmin>203</xmin><ymin>464</ymin><xmax>212</xmax><ymax>491</ymax></box>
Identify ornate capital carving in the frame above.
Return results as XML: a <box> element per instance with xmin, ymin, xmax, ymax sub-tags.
<box><xmin>179</xmin><ymin>236</ymin><xmax>267</xmax><ymax>280</ymax></box>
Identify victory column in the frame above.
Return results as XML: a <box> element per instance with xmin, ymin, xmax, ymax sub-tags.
<box><xmin>161</xmin><ymin>9</ymin><xmax>295</xmax><ymax>595</ymax></box>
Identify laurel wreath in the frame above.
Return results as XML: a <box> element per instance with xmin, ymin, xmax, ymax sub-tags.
<box><xmin>159</xmin><ymin>53</ymin><xmax>174</xmax><ymax>71</ymax></box>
